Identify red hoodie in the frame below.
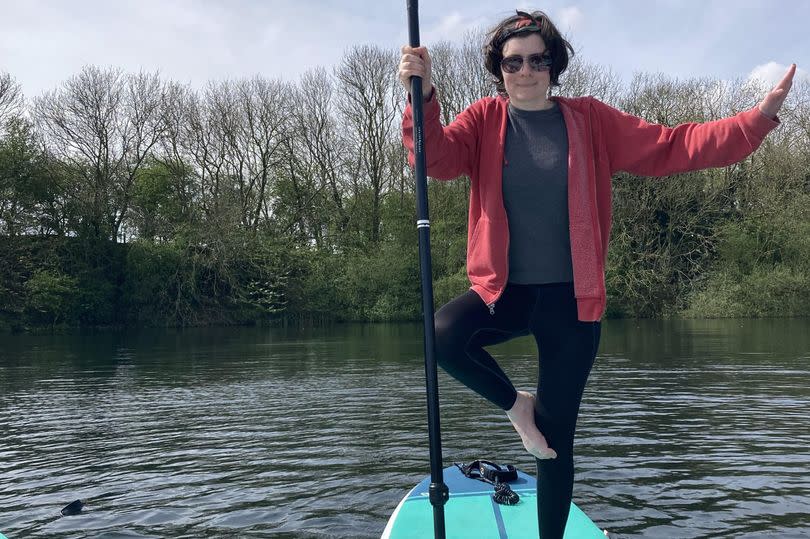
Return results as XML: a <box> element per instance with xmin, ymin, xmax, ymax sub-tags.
<box><xmin>402</xmin><ymin>93</ymin><xmax>779</xmax><ymax>321</ymax></box>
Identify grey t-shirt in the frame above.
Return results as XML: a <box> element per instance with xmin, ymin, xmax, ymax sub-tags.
<box><xmin>502</xmin><ymin>103</ymin><xmax>573</xmax><ymax>284</ymax></box>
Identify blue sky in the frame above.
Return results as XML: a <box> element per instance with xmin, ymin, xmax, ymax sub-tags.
<box><xmin>1</xmin><ymin>0</ymin><xmax>807</xmax><ymax>99</ymax></box>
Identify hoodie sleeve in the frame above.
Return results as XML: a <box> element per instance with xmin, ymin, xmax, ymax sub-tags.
<box><xmin>402</xmin><ymin>90</ymin><xmax>480</xmax><ymax>180</ymax></box>
<box><xmin>593</xmin><ymin>98</ymin><xmax>780</xmax><ymax>177</ymax></box>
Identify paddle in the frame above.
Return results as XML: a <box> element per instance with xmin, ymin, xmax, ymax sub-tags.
<box><xmin>405</xmin><ymin>1</ymin><xmax>449</xmax><ymax>538</ymax></box>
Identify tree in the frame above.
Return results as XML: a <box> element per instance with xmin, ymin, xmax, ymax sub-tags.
<box><xmin>0</xmin><ymin>118</ymin><xmax>59</xmax><ymax>236</ymax></box>
<box><xmin>430</xmin><ymin>30</ymin><xmax>492</xmax><ymax>122</ymax></box>
<box><xmin>284</xmin><ymin>68</ymin><xmax>352</xmax><ymax>248</ymax></box>
<box><xmin>0</xmin><ymin>72</ymin><xmax>23</xmax><ymax>130</ymax></box>
<box><xmin>34</xmin><ymin>67</ymin><xmax>165</xmax><ymax>241</ymax></box>
<box><xmin>336</xmin><ymin>44</ymin><xmax>400</xmax><ymax>245</ymax></box>
<box><xmin>558</xmin><ymin>56</ymin><xmax>621</xmax><ymax>104</ymax></box>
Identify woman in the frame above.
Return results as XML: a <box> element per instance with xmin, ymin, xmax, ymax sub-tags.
<box><xmin>398</xmin><ymin>9</ymin><xmax>794</xmax><ymax>539</ymax></box>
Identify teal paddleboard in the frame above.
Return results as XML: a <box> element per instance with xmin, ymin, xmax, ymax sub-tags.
<box><xmin>382</xmin><ymin>465</ymin><xmax>604</xmax><ymax>538</ymax></box>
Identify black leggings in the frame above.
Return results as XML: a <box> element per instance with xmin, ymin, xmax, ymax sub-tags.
<box><xmin>435</xmin><ymin>282</ymin><xmax>600</xmax><ymax>539</ymax></box>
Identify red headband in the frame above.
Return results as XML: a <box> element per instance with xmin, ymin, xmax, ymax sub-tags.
<box><xmin>514</xmin><ymin>10</ymin><xmax>542</xmax><ymax>30</ymax></box>
<box><xmin>514</xmin><ymin>18</ymin><xmax>538</xmax><ymax>30</ymax></box>
<box><xmin>495</xmin><ymin>12</ymin><xmax>543</xmax><ymax>49</ymax></box>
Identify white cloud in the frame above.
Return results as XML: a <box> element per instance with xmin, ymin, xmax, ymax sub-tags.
<box><xmin>748</xmin><ymin>62</ymin><xmax>788</xmax><ymax>87</ymax></box>
<box><xmin>748</xmin><ymin>62</ymin><xmax>810</xmax><ymax>90</ymax></box>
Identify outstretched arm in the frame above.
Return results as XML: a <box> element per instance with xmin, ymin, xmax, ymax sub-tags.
<box><xmin>758</xmin><ymin>64</ymin><xmax>796</xmax><ymax>120</ymax></box>
<box><xmin>599</xmin><ymin>62</ymin><xmax>799</xmax><ymax>177</ymax></box>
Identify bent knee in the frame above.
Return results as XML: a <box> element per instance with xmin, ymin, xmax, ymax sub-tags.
<box><xmin>434</xmin><ymin>312</ymin><xmax>469</xmax><ymax>370</ymax></box>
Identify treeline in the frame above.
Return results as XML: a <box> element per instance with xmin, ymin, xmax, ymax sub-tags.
<box><xmin>1</xmin><ymin>37</ymin><xmax>809</xmax><ymax>330</ymax></box>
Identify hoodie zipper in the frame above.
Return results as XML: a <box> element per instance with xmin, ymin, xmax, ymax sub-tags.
<box><xmin>486</xmin><ymin>101</ymin><xmax>512</xmax><ymax>318</ymax></box>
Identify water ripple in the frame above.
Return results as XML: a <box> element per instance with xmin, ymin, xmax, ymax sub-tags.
<box><xmin>1</xmin><ymin>321</ymin><xmax>809</xmax><ymax>538</ymax></box>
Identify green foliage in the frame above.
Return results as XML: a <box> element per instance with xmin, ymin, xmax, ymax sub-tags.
<box><xmin>606</xmin><ymin>169</ymin><xmax>735</xmax><ymax>317</ymax></box>
<box><xmin>327</xmin><ymin>243</ymin><xmax>420</xmax><ymax>322</ymax></box>
<box><xmin>0</xmin><ymin>117</ymin><xmax>56</xmax><ymax>235</ymax></box>
<box><xmin>235</xmin><ymin>238</ymin><xmax>291</xmax><ymax>319</ymax></box>
<box><xmin>121</xmin><ymin>233</ymin><xmax>294</xmax><ymax>327</ymax></box>
<box><xmin>434</xmin><ymin>267</ymin><xmax>470</xmax><ymax>308</ymax></box>
<box><xmin>3</xmin><ymin>56</ymin><xmax>810</xmax><ymax>330</ymax></box>
<box><xmin>74</xmin><ymin>273</ymin><xmax>117</xmax><ymax>325</ymax></box>
<box><xmin>24</xmin><ymin>270</ymin><xmax>79</xmax><ymax>326</ymax></box>
<box><xmin>123</xmin><ymin>240</ymin><xmax>184</xmax><ymax>324</ymax></box>
<box><xmin>0</xmin><ymin>236</ymin><xmax>122</xmax><ymax>329</ymax></box>
<box><xmin>683</xmin><ymin>265</ymin><xmax>810</xmax><ymax>318</ymax></box>
<box><xmin>682</xmin><ymin>194</ymin><xmax>810</xmax><ymax>317</ymax></box>
<box><xmin>130</xmin><ymin>161</ymin><xmax>189</xmax><ymax>241</ymax></box>
<box><xmin>283</xmin><ymin>236</ymin><xmax>422</xmax><ymax>323</ymax></box>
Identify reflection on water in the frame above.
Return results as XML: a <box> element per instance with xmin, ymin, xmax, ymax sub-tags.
<box><xmin>1</xmin><ymin>319</ymin><xmax>809</xmax><ymax>538</ymax></box>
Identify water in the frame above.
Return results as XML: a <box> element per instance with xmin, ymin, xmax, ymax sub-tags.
<box><xmin>1</xmin><ymin>319</ymin><xmax>809</xmax><ymax>538</ymax></box>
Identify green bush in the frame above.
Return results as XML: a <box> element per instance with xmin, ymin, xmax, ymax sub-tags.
<box><xmin>74</xmin><ymin>273</ymin><xmax>116</xmax><ymax>325</ymax></box>
<box><xmin>433</xmin><ymin>268</ymin><xmax>470</xmax><ymax>309</ymax></box>
<box><xmin>24</xmin><ymin>270</ymin><xmax>79</xmax><ymax>326</ymax></box>
<box><xmin>123</xmin><ymin>241</ymin><xmax>183</xmax><ymax>324</ymax></box>
<box><xmin>683</xmin><ymin>265</ymin><xmax>810</xmax><ymax>318</ymax></box>
<box><xmin>683</xmin><ymin>195</ymin><xmax>810</xmax><ymax>318</ymax></box>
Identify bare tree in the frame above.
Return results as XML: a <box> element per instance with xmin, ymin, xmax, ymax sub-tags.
<box><xmin>0</xmin><ymin>72</ymin><xmax>24</xmax><ymax>128</ymax></box>
<box><xmin>619</xmin><ymin>73</ymin><xmax>737</xmax><ymax>125</ymax></box>
<box><xmin>34</xmin><ymin>66</ymin><xmax>165</xmax><ymax>241</ymax></box>
<box><xmin>232</xmin><ymin>77</ymin><xmax>291</xmax><ymax>232</ymax></box>
<box><xmin>336</xmin><ymin>44</ymin><xmax>400</xmax><ymax>244</ymax></box>
<box><xmin>170</xmin><ymin>82</ymin><xmax>235</xmax><ymax>229</ymax></box>
<box><xmin>428</xmin><ymin>31</ymin><xmax>491</xmax><ymax>123</ymax></box>
<box><xmin>278</xmin><ymin>68</ymin><xmax>353</xmax><ymax>247</ymax></box>
<box><xmin>158</xmin><ymin>77</ymin><xmax>292</xmax><ymax>238</ymax></box>
<box><xmin>428</xmin><ymin>41</ymin><xmax>462</xmax><ymax>123</ymax></box>
<box><xmin>559</xmin><ymin>56</ymin><xmax>622</xmax><ymax>105</ymax></box>
<box><xmin>154</xmin><ymin>81</ymin><xmax>198</xmax><ymax>227</ymax></box>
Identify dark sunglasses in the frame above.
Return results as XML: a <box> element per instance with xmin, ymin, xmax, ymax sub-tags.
<box><xmin>500</xmin><ymin>53</ymin><xmax>552</xmax><ymax>74</ymax></box>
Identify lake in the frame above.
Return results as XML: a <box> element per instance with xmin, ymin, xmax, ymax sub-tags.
<box><xmin>1</xmin><ymin>319</ymin><xmax>809</xmax><ymax>538</ymax></box>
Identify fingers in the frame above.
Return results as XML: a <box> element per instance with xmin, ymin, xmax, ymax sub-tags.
<box><xmin>758</xmin><ymin>63</ymin><xmax>797</xmax><ymax>119</ymax></box>
<box><xmin>399</xmin><ymin>53</ymin><xmax>427</xmax><ymax>78</ymax></box>
<box><xmin>399</xmin><ymin>46</ymin><xmax>432</xmax><ymax>96</ymax></box>
<box><xmin>399</xmin><ymin>47</ymin><xmax>430</xmax><ymax>79</ymax></box>
<box><xmin>400</xmin><ymin>45</ymin><xmax>431</xmax><ymax>62</ymax></box>
<box><xmin>768</xmin><ymin>64</ymin><xmax>796</xmax><ymax>104</ymax></box>
<box><xmin>776</xmin><ymin>63</ymin><xmax>797</xmax><ymax>92</ymax></box>
<box><xmin>770</xmin><ymin>64</ymin><xmax>796</xmax><ymax>103</ymax></box>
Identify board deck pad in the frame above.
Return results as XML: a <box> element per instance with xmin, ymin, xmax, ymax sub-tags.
<box><xmin>382</xmin><ymin>465</ymin><xmax>604</xmax><ymax>538</ymax></box>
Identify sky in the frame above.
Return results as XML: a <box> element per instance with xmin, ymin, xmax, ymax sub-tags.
<box><xmin>1</xmin><ymin>0</ymin><xmax>808</xmax><ymax>100</ymax></box>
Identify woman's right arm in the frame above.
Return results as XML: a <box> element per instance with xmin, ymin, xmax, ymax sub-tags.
<box><xmin>400</xmin><ymin>46</ymin><xmax>479</xmax><ymax>180</ymax></box>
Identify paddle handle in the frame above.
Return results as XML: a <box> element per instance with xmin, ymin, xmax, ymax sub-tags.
<box><xmin>406</xmin><ymin>1</ymin><xmax>449</xmax><ymax>538</ymax></box>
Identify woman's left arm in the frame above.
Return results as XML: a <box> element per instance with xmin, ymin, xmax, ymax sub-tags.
<box><xmin>602</xmin><ymin>64</ymin><xmax>796</xmax><ymax>177</ymax></box>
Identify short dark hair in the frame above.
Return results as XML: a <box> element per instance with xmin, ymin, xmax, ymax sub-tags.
<box><xmin>483</xmin><ymin>10</ymin><xmax>575</xmax><ymax>97</ymax></box>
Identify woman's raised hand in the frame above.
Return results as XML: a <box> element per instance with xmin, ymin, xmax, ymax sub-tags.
<box><xmin>759</xmin><ymin>64</ymin><xmax>797</xmax><ymax>119</ymax></box>
<box><xmin>399</xmin><ymin>46</ymin><xmax>433</xmax><ymax>99</ymax></box>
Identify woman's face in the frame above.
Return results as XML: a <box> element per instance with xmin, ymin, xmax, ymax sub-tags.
<box><xmin>501</xmin><ymin>33</ymin><xmax>551</xmax><ymax>110</ymax></box>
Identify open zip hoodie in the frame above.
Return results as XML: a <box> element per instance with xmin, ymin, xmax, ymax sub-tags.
<box><xmin>402</xmin><ymin>93</ymin><xmax>779</xmax><ymax>321</ymax></box>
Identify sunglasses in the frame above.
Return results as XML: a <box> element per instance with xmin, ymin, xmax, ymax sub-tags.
<box><xmin>500</xmin><ymin>53</ymin><xmax>552</xmax><ymax>74</ymax></box>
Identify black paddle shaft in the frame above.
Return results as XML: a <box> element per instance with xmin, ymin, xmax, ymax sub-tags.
<box><xmin>406</xmin><ymin>1</ymin><xmax>449</xmax><ymax>538</ymax></box>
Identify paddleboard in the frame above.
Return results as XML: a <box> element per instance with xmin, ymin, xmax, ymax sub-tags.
<box><xmin>382</xmin><ymin>464</ymin><xmax>604</xmax><ymax>539</ymax></box>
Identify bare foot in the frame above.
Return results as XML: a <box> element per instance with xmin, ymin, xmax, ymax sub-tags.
<box><xmin>506</xmin><ymin>390</ymin><xmax>557</xmax><ymax>460</ymax></box>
